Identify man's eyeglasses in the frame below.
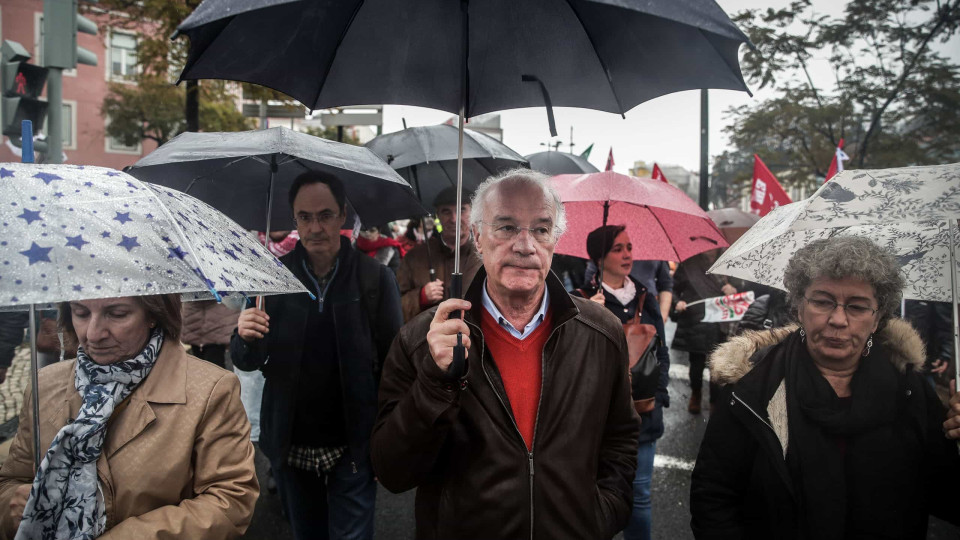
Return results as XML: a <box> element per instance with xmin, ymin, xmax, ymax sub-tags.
<box><xmin>482</xmin><ymin>222</ymin><xmax>556</xmax><ymax>244</ymax></box>
<box><xmin>803</xmin><ymin>296</ymin><xmax>878</xmax><ymax>319</ymax></box>
<box><xmin>294</xmin><ymin>211</ymin><xmax>340</xmax><ymax>226</ymax></box>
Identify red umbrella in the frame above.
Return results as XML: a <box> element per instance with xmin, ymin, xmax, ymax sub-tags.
<box><xmin>551</xmin><ymin>171</ymin><xmax>728</xmax><ymax>262</ymax></box>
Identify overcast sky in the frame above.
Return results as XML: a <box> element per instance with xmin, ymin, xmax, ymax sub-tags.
<box><xmin>378</xmin><ymin>0</ymin><xmax>956</xmax><ymax>175</ymax></box>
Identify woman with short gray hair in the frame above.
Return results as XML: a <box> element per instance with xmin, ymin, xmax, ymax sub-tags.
<box><xmin>691</xmin><ymin>236</ymin><xmax>960</xmax><ymax>539</ymax></box>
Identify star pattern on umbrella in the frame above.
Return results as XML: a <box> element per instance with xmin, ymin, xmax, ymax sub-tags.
<box><xmin>17</xmin><ymin>209</ymin><xmax>42</xmax><ymax>225</ymax></box>
<box><xmin>19</xmin><ymin>242</ymin><xmax>53</xmax><ymax>265</ymax></box>
<box><xmin>1</xmin><ymin>163</ymin><xmax>307</xmax><ymax>304</ymax></box>
<box><xmin>65</xmin><ymin>235</ymin><xmax>90</xmax><ymax>251</ymax></box>
<box><xmin>0</xmin><ymin>168</ymin><xmax>13</xmax><ymax>178</ymax></box>
<box><xmin>33</xmin><ymin>172</ymin><xmax>62</xmax><ymax>185</ymax></box>
<box><xmin>117</xmin><ymin>235</ymin><xmax>140</xmax><ymax>252</ymax></box>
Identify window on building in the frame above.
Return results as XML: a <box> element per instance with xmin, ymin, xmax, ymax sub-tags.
<box><xmin>104</xmin><ymin>116</ymin><xmax>141</xmax><ymax>154</ymax></box>
<box><xmin>109</xmin><ymin>31</ymin><xmax>137</xmax><ymax>79</ymax></box>
<box><xmin>42</xmin><ymin>101</ymin><xmax>76</xmax><ymax>150</ymax></box>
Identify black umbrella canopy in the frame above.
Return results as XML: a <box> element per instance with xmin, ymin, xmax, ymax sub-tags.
<box><xmin>176</xmin><ymin>0</ymin><xmax>751</xmax><ymax>118</ymax></box>
<box><xmin>525</xmin><ymin>151</ymin><xmax>600</xmax><ymax>175</ymax></box>
<box><xmin>365</xmin><ymin>124</ymin><xmax>528</xmax><ymax>212</ymax></box>
<box><xmin>127</xmin><ymin>127</ymin><xmax>425</xmax><ymax>231</ymax></box>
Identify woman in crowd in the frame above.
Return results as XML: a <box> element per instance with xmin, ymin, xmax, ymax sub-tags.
<box><xmin>671</xmin><ymin>249</ymin><xmax>738</xmax><ymax>413</ymax></box>
<box><xmin>0</xmin><ymin>294</ymin><xmax>258</xmax><ymax>539</ymax></box>
<box><xmin>573</xmin><ymin>225</ymin><xmax>669</xmax><ymax>540</ymax></box>
<box><xmin>691</xmin><ymin>236</ymin><xmax>960</xmax><ymax>539</ymax></box>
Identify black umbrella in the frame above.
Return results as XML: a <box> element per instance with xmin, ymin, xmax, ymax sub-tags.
<box><xmin>365</xmin><ymin>124</ymin><xmax>528</xmax><ymax>213</ymax></box>
<box><xmin>526</xmin><ymin>151</ymin><xmax>600</xmax><ymax>176</ymax></box>
<box><xmin>127</xmin><ymin>127</ymin><xmax>425</xmax><ymax>233</ymax></box>
<box><xmin>175</xmin><ymin>0</ymin><xmax>752</xmax><ymax>373</ymax></box>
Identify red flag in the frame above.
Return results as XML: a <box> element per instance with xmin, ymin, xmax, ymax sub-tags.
<box><xmin>824</xmin><ymin>138</ymin><xmax>849</xmax><ymax>182</ymax></box>
<box><xmin>651</xmin><ymin>163</ymin><xmax>669</xmax><ymax>183</ymax></box>
<box><xmin>605</xmin><ymin>148</ymin><xmax>615</xmax><ymax>171</ymax></box>
<box><xmin>751</xmin><ymin>155</ymin><xmax>792</xmax><ymax>217</ymax></box>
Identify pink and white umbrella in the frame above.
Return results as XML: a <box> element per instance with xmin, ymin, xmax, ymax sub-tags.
<box><xmin>551</xmin><ymin>171</ymin><xmax>728</xmax><ymax>261</ymax></box>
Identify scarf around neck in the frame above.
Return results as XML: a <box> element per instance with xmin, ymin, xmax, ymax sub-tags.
<box><xmin>16</xmin><ymin>328</ymin><xmax>164</xmax><ymax>540</ymax></box>
<box><xmin>602</xmin><ymin>277</ymin><xmax>637</xmax><ymax>307</ymax></box>
<box><xmin>781</xmin><ymin>329</ymin><xmax>902</xmax><ymax>540</ymax></box>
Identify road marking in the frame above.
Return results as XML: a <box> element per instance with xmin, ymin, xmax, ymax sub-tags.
<box><xmin>668</xmin><ymin>364</ymin><xmax>709</xmax><ymax>382</ymax></box>
<box><xmin>654</xmin><ymin>454</ymin><xmax>696</xmax><ymax>471</ymax></box>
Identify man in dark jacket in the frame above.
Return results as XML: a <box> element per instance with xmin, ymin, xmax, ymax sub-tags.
<box><xmin>372</xmin><ymin>170</ymin><xmax>640</xmax><ymax>540</ymax></box>
<box><xmin>395</xmin><ymin>187</ymin><xmax>482</xmax><ymax>322</ymax></box>
<box><xmin>232</xmin><ymin>171</ymin><xmax>403</xmax><ymax>540</ymax></box>
<box><xmin>671</xmin><ymin>250</ymin><xmax>738</xmax><ymax>413</ymax></box>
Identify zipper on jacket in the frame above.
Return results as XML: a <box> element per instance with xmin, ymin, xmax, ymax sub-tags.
<box><xmin>472</xmin><ymin>316</ymin><xmax>570</xmax><ymax>540</ymax></box>
<box><xmin>731</xmin><ymin>392</ymin><xmax>776</xmax><ymax>435</ymax></box>
<box><xmin>528</xmin><ymin>452</ymin><xmax>535</xmax><ymax>540</ymax></box>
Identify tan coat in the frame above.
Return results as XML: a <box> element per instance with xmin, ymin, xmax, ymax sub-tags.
<box><xmin>0</xmin><ymin>341</ymin><xmax>259</xmax><ymax>540</ymax></box>
<box><xmin>181</xmin><ymin>300</ymin><xmax>242</xmax><ymax>347</ymax></box>
<box><xmin>396</xmin><ymin>235</ymin><xmax>482</xmax><ymax>322</ymax></box>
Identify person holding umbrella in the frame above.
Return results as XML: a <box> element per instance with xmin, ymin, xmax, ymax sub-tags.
<box><xmin>0</xmin><ymin>294</ymin><xmax>259</xmax><ymax>539</ymax></box>
<box><xmin>396</xmin><ymin>186</ymin><xmax>482</xmax><ymax>322</ymax></box>
<box><xmin>691</xmin><ymin>236</ymin><xmax>960</xmax><ymax>539</ymax></box>
<box><xmin>231</xmin><ymin>170</ymin><xmax>403</xmax><ymax>540</ymax></box>
<box><xmin>573</xmin><ymin>225</ymin><xmax>670</xmax><ymax>540</ymax></box>
<box><xmin>372</xmin><ymin>170</ymin><xmax>640</xmax><ymax>539</ymax></box>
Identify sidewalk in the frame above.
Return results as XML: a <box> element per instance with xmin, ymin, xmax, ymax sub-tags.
<box><xmin>0</xmin><ymin>346</ymin><xmax>32</xmax><ymax>467</ymax></box>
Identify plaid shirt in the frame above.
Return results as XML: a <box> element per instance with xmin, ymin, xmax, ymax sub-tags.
<box><xmin>287</xmin><ymin>445</ymin><xmax>348</xmax><ymax>474</ymax></box>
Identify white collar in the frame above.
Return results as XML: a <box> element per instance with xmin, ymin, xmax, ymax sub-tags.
<box><xmin>481</xmin><ymin>279</ymin><xmax>550</xmax><ymax>340</ymax></box>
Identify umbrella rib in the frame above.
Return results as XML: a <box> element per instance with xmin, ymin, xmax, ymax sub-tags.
<box><xmin>695</xmin><ymin>28</ymin><xmax>752</xmax><ymax>97</ymax></box>
<box><xmin>647</xmin><ymin>207</ymin><xmax>682</xmax><ymax>262</ymax></box>
<box><xmin>560</xmin><ymin>0</ymin><xmax>627</xmax><ymax>117</ymax></box>
<box><xmin>140</xmin><ymin>181</ymin><xmax>223</xmax><ymax>301</ymax></box>
<box><xmin>310</xmin><ymin>0</ymin><xmax>368</xmax><ymax>108</ymax></box>
<box><xmin>182</xmin><ymin>155</ymin><xmax>257</xmax><ymax>194</ymax></box>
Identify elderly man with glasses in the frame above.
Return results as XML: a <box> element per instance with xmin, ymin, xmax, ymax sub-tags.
<box><xmin>372</xmin><ymin>169</ymin><xmax>641</xmax><ymax>540</ymax></box>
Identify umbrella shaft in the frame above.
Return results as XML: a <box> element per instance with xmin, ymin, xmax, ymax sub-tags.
<box><xmin>950</xmin><ymin>220</ymin><xmax>960</xmax><ymax>394</ymax></box>
<box><xmin>28</xmin><ymin>304</ymin><xmax>40</xmax><ymax>472</ymax></box>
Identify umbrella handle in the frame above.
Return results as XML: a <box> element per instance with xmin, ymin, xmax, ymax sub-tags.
<box><xmin>450</xmin><ymin>272</ymin><xmax>466</xmax><ymax>377</ymax></box>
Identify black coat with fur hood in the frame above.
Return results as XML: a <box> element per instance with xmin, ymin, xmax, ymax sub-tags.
<box><xmin>690</xmin><ymin>320</ymin><xmax>960</xmax><ymax>540</ymax></box>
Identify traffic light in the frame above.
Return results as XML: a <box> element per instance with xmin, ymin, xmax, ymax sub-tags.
<box><xmin>44</xmin><ymin>0</ymin><xmax>99</xmax><ymax>69</ymax></box>
<box><xmin>1</xmin><ymin>40</ymin><xmax>49</xmax><ymax>138</ymax></box>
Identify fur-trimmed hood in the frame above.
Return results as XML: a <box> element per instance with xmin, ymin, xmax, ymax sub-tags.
<box><xmin>710</xmin><ymin>319</ymin><xmax>926</xmax><ymax>386</ymax></box>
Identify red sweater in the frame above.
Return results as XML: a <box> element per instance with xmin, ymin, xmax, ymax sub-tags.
<box><xmin>480</xmin><ymin>307</ymin><xmax>553</xmax><ymax>451</ymax></box>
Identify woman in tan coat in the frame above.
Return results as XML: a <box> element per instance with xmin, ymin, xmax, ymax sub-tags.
<box><xmin>0</xmin><ymin>294</ymin><xmax>258</xmax><ymax>540</ymax></box>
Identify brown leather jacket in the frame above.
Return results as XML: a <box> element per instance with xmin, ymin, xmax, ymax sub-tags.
<box><xmin>396</xmin><ymin>234</ymin><xmax>482</xmax><ymax>322</ymax></box>
<box><xmin>372</xmin><ymin>269</ymin><xmax>640</xmax><ymax>540</ymax></box>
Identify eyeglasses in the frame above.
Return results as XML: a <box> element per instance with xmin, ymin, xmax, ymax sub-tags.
<box><xmin>803</xmin><ymin>296</ymin><xmax>878</xmax><ymax>319</ymax></box>
<box><xmin>481</xmin><ymin>222</ymin><xmax>556</xmax><ymax>244</ymax></box>
<box><xmin>294</xmin><ymin>211</ymin><xmax>340</xmax><ymax>226</ymax></box>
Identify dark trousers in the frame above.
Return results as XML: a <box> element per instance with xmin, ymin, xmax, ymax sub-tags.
<box><xmin>689</xmin><ymin>352</ymin><xmax>720</xmax><ymax>402</ymax></box>
<box><xmin>276</xmin><ymin>455</ymin><xmax>377</xmax><ymax>540</ymax></box>
<box><xmin>189</xmin><ymin>344</ymin><xmax>226</xmax><ymax>368</ymax></box>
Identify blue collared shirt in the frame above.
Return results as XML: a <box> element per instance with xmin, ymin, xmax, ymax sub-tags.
<box><xmin>481</xmin><ymin>279</ymin><xmax>550</xmax><ymax>340</ymax></box>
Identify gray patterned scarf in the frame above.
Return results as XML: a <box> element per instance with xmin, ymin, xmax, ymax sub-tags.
<box><xmin>16</xmin><ymin>328</ymin><xmax>163</xmax><ymax>540</ymax></box>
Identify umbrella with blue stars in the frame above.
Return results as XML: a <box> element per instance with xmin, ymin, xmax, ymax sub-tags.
<box><xmin>0</xmin><ymin>162</ymin><xmax>310</xmax><ymax>309</ymax></box>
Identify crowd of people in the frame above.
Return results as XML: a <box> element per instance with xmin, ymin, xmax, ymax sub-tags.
<box><xmin>0</xmin><ymin>168</ymin><xmax>958</xmax><ymax>540</ymax></box>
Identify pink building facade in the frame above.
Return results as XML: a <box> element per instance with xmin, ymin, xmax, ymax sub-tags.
<box><xmin>0</xmin><ymin>0</ymin><xmax>158</xmax><ymax>167</ymax></box>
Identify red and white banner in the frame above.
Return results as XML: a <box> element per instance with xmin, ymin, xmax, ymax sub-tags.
<box><xmin>605</xmin><ymin>148</ymin><xmax>615</xmax><ymax>172</ymax></box>
<box><xmin>699</xmin><ymin>291</ymin><xmax>756</xmax><ymax>323</ymax></box>
<box><xmin>825</xmin><ymin>138</ymin><xmax>849</xmax><ymax>182</ymax></box>
<box><xmin>652</xmin><ymin>163</ymin><xmax>668</xmax><ymax>183</ymax></box>
<box><xmin>751</xmin><ymin>154</ymin><xmax>792</xmax><ymax>217</ymax></box>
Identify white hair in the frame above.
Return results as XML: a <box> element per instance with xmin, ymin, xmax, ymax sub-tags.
<box><xmin>468</xmin><ymin>168</ymin><xmax>567</xmax><ymax>238</ymax></box>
